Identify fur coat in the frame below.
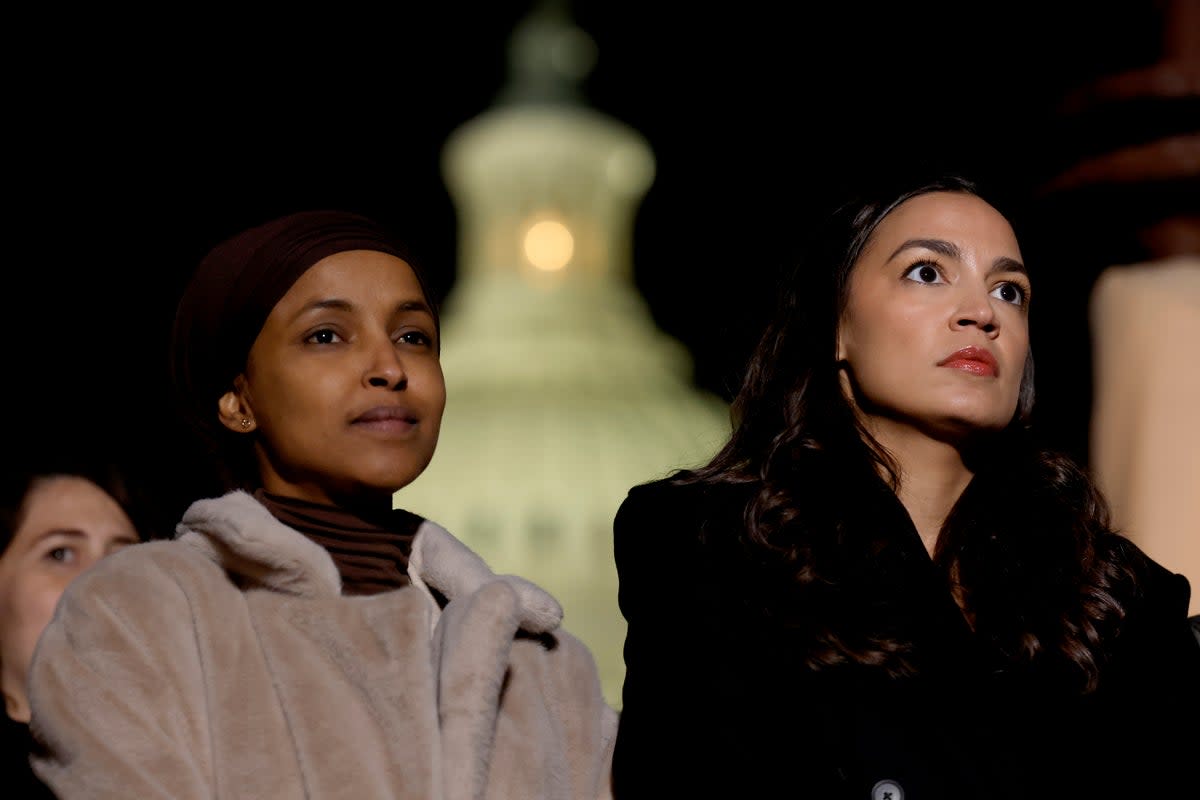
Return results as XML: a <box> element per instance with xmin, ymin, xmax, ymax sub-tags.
<box><xmin>27</xmin><ymin>490</ymin><xmax>617</xmax><ymax>799</ymax></box>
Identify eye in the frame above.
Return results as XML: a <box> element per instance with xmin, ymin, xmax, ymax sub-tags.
<box><xmin>902</xmin><ymin>261</ymin><xmax>945</xmax><ymax>285</ymax></box>
<box><xmin>397</xmin><ymin>330</ymin><xmax>433</xmax><ymax>348</ymax></box>
<box><xmin>305</xmin><ymin>328</ymin><xmax>343</xmax><ymax>345</ymax></box>
<box><xmin>46</xmin><ymin>546</ymin><xmax>76</xmax><ymax>564</ymax></box>
<box><xmin>991</xmin><ymin>281</ymin><xmax>1027</xmax><ymax>306</ymax></box>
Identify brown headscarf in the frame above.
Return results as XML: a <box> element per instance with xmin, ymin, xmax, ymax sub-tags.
<box><xmin>170</xmin><ymin>210</ymin><xmax>439</xmax><ymax>489</ymax></box>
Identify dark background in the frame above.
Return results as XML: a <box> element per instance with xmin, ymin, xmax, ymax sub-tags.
<box><xmin>10</xmin><ymin>1</ymin><xmax>1191</xmax><ymax>534</ymax></box>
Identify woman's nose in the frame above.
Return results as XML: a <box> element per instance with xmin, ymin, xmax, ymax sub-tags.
<box><xmin>952</xmin><ymin>288</ymin><xmax>999</xmax><ymax>335</ymax></box>
<box><xmin>364</xmin><ymin>338</ymin><xmax>408</xmax><ymax>390</ymax></box>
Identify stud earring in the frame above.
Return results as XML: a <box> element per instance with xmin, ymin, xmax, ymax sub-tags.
<box><xmin>240</xmin><ymin>419</ymin><xmax>251</xmax><ymax>429</ymax></box>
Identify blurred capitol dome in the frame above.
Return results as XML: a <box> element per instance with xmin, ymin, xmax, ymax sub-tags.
<box><xmin>396</xmin><ymin>0</ymin><xmax>730</xmax><ymax>707</ymax></box>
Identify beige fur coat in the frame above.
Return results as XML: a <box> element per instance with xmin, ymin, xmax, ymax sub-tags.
<box><xmin>27</xmin><ymin>491</ymin><xmax>617</xmax><ymax>799</ymax></box>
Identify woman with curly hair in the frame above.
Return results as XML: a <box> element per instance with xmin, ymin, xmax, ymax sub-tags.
<box><xmin>611</xmin><ymin>173</ymin><xmax>1200</xmax><ymax>799</ymax></box>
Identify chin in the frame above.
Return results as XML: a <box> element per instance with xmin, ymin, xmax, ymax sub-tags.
<box><xmin>356</xmin><ymin>452</ymin><xmax>434</xmax><ymax>490</ymax></box>
<box><xmin>909</xmin><ymin>400</ymin><xmax>1007</xmax><ymax>437</ymax></box>
<box><xmin>321</xmin><ymin>477</ymin><xmax>415</xmax><ymax>508</ymax></box>
<box><xmin>937</xmin><ymin>393</ymin><xmax>1018</xmax><ymax>428</ymax></box>
<box><xmin>363</xmin><ymin>471</ymin><xmax>424</xmax><ymax>495</ymax></box>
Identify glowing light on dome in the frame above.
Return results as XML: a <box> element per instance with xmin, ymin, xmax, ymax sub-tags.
<box><xmin>523</xmin><ymin>219</ymin><xmax>574</xmax><ymax>271</ymax></box>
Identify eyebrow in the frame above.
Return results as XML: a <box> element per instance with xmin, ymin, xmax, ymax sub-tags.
<box><xmin>890</xmin><ymin>238</ymin><xmax>1027</xmax><ymax>276</ymax></box>
<box><xmin>40</xmin><ymin>527</ymin><xmax>135</xmax><ymax>539</ymax></box>
<box><xmin>294</xmin><ymin>298</ymin><xmax>436</xmax><ymax>319</ymax></box>
<box><xmin>33</xmin><ymin>529</ymin><xmax>140</xmax><ymax>552</ymax></box>
<box><xmin>39</xmin><ymin>528</ymin><xmax>89</xmax><ymax>541</ymax></box>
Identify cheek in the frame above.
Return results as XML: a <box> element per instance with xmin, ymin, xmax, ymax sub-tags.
<box><xmin>1004</xmin><ymin>322</ymin><xmax>1031</xmax><ymax>374</ymax></box>
<box><xmin>251</xmin><ymin>366</ymin><xmax>340</xmax><ymax>426</ymax></box>
<box><xmin>0</xmin><ymin>575</ymin><xmax>68</xmax><ymax>663</ymax></box>
<box><xmin>1014</xmin><ymin>325</ymin><xmax>1031</xmax><ymax>360</ymax></box>
<box><xmin>841</xmin><ymin>306</ymin><xmax>919</xmax><ymax>368</ymax></box>
<box><xmin>1009</xmin><ymin>341</ymin><xmax>1031</xmax><ymax>401</ymax></box>
<box><xmin>425</xmin><ymin>365</ymin><xmax>447</xmax><ymax>410</ymax></box>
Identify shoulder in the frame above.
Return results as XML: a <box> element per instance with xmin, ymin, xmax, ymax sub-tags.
<box><xmin>616</xmin><ymin>479</ymin><xmax>702</xmax><ymax>561</ymax></box>
<box><xmin>178</xmin><ymin>490</ymin><xmax>341</xmax><ymax>594</ymax></box>
<box><xmin>613</xmin><ymin>477</ymin><xmax>751</xmax><ymax>598</ymax></box>
<box><xmin>1099</xmin><ymin>532</ymin><xmax>1190</xmax><ymax>606</ymax></box>
<box><xmin>1092</xmin><ymin>538</ymin><xmax>1200</xmax><ymax>779</ymax></box>
<box><xmin>1101</xmin><ymin>534</ymin><xmax>1200</xmax><ymax>670</ymax></box>
<box><xmin>63</xmin><ymin>538</ymin><xmax>211</xmax><ymax>600</ymax></box>
<box><xmin>1105</xmin><ymin>534</ymin><xmax>1192</xmax><ymax>613</ymax></box>
<box><xmin>616</xmin><ymin>476</ymin><xmax>747</xmax><ymax>536</ymax></box>
<box><xmin>47</xmin><ymin>539</ymin><xmax>224</xmax><ymax>640</ymax></box>
<box><xmin>31</xmin><ymin>539</ymin><xmax>227</xmax><ymax>688</ymax></box>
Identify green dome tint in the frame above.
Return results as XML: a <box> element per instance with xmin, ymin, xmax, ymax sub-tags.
<box><xmin>395</xmin><ymin>0</ymin><xmax>731</xmax><ymax>708</ymax></box>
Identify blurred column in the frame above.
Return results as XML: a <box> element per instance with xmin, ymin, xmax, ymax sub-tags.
<box><xmin>1090</xmin><ymin>259</ymin><xmax>1199</xmax><ymax>614</ymax></box>
<box><xmin>1039</xmin><ymin>0</ymin><xmax>1199</xmax><ymax>611</ymax></box>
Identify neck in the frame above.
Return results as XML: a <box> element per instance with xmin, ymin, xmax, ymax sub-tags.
<box><xmin>257</xmin><ymin>483</ymin><xmax>396</xmax><ymax>519</ymax></box>
<box><xmin>865</xmin><ymin>420</ymin><xmax>974</xmax><ymax>556</ymax></box>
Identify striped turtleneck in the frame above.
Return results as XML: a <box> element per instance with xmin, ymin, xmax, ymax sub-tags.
<box><xmin>253</xmin><ymin>489</ymin><xmax>422</xmax><ymax>596</ymax></box>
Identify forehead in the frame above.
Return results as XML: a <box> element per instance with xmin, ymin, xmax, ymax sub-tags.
<box><xmin>15</xmin><ymin>476</ymin><xmax>132</xmax><ymax>534</ymax></box>
<box><xmin>23</xmin><ymin>476</ymin><xmax>111</xmax><ymax>509</ymax></box>
<box><xmin>866</xmin><ymin>191</ymin><xmax>1019</xmax><ymax>256</ymax></box>
<box><xmin>279</xmin><ymin>249</ymin><xmax>426</xmax><ymax>303</ymax></box>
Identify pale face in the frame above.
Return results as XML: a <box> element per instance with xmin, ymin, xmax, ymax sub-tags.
<box><xmin>0</xmin><ymin>475</ymin><xmax>139</xmax><ymax>722</ymax></box>
<box><xmin>836</xmin><ymin>191</ymin><xmax>1031</xmax><ymax>445</ymax></box>
<box><xmin>223</xmin><ymin>249</ymin><xmax>445</xmax><ymax>506</ymax></box>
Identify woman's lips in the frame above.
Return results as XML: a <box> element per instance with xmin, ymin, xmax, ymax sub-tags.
<box><xmin>938</xmin><ymin>346</ymin><xmax>998</xmax><ymax>377</ymax></box>
<box><xmin>351</xmin><ymin>406</ymin><xmax>418</xmax><ymax>435</ymax></box>
<box><xmin>354</xmin><ymin>406</ymin><xmax>417</xmax><ymax>423</ymax></box>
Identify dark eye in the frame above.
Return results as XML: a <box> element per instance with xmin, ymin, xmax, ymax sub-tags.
<box><xmin>903</xmin><ymin>261</ymin><xmax>944</xmax><ymax>285</ymax></box>
<box><xmin>306</xmin><ymin>328</ymin><xmax>342</xmax><ymax>345</ymax></box>
<box><xmin>47</xmin><ymin>547</ymin><xmax>74</xmax><ymax>563</ymax></box>
<box><xmin>397</xmin><ymin>330</ymin><xmax>432</xmax><ymax>347</ymax></box>
<box><xmin>991</xmin><ymin>282</ymin><xmax>1026</xmax><ymax>306</ymax></box>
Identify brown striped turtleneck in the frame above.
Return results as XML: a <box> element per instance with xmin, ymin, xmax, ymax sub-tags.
<box><xmin>253</xmin><ymin>489</ymin><xmax>423</xmax><ymax>596</ymax></box>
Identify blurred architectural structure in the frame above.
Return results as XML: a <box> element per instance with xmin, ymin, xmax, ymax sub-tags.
<box><xmin>396</xmin><ymin>1</ymin><xmax>731</xmax><ymax>705</ymax></box>
<box><xmin>1035</xmin><ymin>0</ymin><xmax>1199</xmax><ymax>613</ymax></box>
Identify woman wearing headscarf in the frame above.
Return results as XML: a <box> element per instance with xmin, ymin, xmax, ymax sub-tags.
<box><xmin>26</xmin><ymin>210</ymin><xmax>617</xmax><ymax>800</ymax></box>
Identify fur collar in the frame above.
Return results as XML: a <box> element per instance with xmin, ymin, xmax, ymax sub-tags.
<box><xmin>175</xmin><ymin>490</ymin><xmax>563</xmax><ymax>633</ymax></box>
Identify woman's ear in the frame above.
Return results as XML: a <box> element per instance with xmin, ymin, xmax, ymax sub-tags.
<box><xmin>217</xmin><ymin>378</ymin><xmax>256</xmax><ymax>433</ymax></box>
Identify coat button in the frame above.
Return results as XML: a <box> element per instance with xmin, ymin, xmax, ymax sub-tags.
<box><xmin>871</xmin><ymin>779</ymin><xmax>904</xmax><ymax>800</ymax></box>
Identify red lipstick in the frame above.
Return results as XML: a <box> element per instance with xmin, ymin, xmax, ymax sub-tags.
<box><xmin>938</xmin><ymin>346</ymin><xmax>998</xmax><ymax>377</ymax></box>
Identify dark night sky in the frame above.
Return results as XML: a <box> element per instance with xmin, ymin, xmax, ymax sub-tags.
<box><xmin>10</xmin><ymin>1</ymin><xmax>1178</xmax><ymax>528</ymax></box>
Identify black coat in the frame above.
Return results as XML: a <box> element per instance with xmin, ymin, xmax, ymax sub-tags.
<box><xmin>611</xmin><ymin>477</ymin><xmax>1200</xmax><ymax>800</ymax></box>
